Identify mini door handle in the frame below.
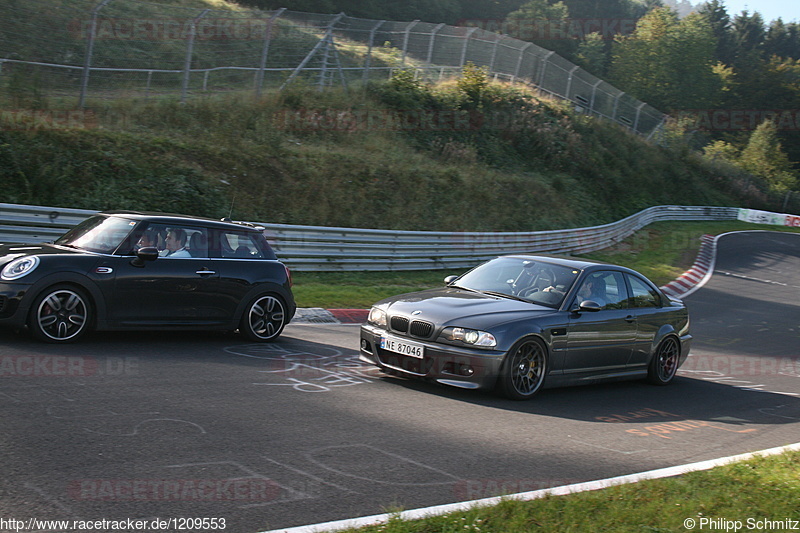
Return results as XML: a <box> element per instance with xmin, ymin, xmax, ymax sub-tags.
<box><xmin>196</xmin><ymin>269</ymin><xmax>216</xmax><ymax>275</ymax></box>
<box><xmin>625</xmin><ymin>315</ymin><xmax>636</xmax><ymax>323</ymax></box>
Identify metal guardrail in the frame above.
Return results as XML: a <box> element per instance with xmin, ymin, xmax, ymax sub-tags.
<box><xmin>0</xmin><ymin>203</ymin><xmax>741</xmax><ymax>271</ymax></box>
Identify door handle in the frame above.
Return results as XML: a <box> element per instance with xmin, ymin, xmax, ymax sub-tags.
<box><xmin>625</xmin><ymin>315</ymin><xmax>636</xmax><ymax>323</ymax></box>
<box><xmin>196</xmin><ymin>269</ymin><xmax>216</xmax><ymax>276</ymax></box>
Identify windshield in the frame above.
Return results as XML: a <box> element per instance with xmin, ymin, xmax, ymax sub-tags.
<box><xmin>55</xmin><ymin>215</ymin><xmax>139</xmax><ymax>254</ymax></box>
<box><xmin>451</xmin><ymin>257</ymin><xmax>581</xmax><ymax>308</ymax></box>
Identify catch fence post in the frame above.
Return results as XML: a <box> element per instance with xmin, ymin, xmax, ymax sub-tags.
<box><xmin>181</xmin><ymin>9</ymin><xmax>210</xmax><ymax>103</ymax></box>
<box><xmin>79</xmin><ymin>0</ymin><xmax>113</xmax><ymax>108</ymax></box>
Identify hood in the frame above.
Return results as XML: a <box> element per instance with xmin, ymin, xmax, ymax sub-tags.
<box><xmin>0</xmin><ymin>242</ymin><xmax>83</xmax><ymax>266</ymax></box>
<box><xmin>378</xmin><ymin>287</ymin><xmax>556</xmax><ymax>328</ymax></box>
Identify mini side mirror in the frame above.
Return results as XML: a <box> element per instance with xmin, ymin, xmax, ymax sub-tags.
<box><xmin>131</xmin><ymin>246</ymin><xmax>159</xmax><ymax>267</ymax></box>
<box><xmin>444</xmin><ymin>275</ymin><xmax>458</xmax><ymax>285</ymax></box>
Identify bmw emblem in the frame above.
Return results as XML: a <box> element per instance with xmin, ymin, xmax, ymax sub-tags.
<box><xmin>412</xmin><ymin>310</ymin><xmax>422</xmax><ymax>316</ymax></box>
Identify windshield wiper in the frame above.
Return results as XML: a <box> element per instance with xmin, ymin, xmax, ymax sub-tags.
<box><xmin>480</xmin><ymin>290</ymin><xmax>529</xmax><ymax>302</ymax></box>
<box><xmin>449</xmin><ymin>284</ymin><xmax>483</xmax><ymax>294</ymax></box>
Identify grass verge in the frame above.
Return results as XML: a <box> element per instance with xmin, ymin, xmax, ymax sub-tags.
<box><xmin>327</xmin><ymin>449</ymin><xmax>800</xmax><ymax>533</ymax></box>
<box><xmin>290</xmin><ymin>220</ymin><xmax>800</xmax><ymax>308</ymax></box>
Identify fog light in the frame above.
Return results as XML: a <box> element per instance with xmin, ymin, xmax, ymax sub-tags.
<box><xmin>460</xmin><ymin>365</ymin><xmax>474</xmax><ymax>376</ymax></box>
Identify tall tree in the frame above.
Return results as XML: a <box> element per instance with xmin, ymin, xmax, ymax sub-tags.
<box><xmin>504</xmin><ymin>0</ymin><xmax>577</xmax><ymax>58</ymax></box>
<box><xmin>608</xmin><ymin>8</ymin><xmax>723</xmax><ymax>110</ymax></box>
<box><xmin>739</xmin><ymin>120</ymin><xmax>797</xmax><ymax>192</ymax></box>
<box><xmin>696</xmin><ymin>0</ymin><xmax>736</xmax><ymax>65</ymax></box>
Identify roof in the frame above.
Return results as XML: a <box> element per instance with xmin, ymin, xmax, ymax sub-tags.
<box><xmin>99</xmin><ymin>211</ymin><xmax>263</xmax><ymax>232</ymax></box>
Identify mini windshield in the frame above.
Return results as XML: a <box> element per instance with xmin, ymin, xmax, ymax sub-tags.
<box><xmin>55</xmin><ymin>215</ymin><xmax>138</xmax><ymax>254</ymax></box>
<box><xmin>451</xmin><ymin>257</ymin><xmax>581</xmax><ymax>308</ymax></box>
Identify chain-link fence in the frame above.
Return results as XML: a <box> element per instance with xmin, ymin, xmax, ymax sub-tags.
<box><xmin>0</xmin><ymin>0</ymin><xmax>665</xmax><ymax>137</ymax></box>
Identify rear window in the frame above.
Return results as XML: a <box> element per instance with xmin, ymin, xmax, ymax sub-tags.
<box><xmin>215</xmin><ymin>229</ymin><xmax>276</xmax><ymax>260</ymax></box>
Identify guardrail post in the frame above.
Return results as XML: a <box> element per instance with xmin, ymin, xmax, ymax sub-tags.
<box><xmin>78</xmin><ymin>0</ymin><xmax>113</xmax><ymax>108</ymax></box>
<box><xmin>181</xmin><ymin>9</ymin><xmax>210</xmax><ymax>103</ymax></box>
<box><xmin>255</xmin><ymin>8</ymin><xmax>286</xmax><ymax>97</ymax></box>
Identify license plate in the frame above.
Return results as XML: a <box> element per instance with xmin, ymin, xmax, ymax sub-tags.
<box><xmin>381</xmin><ymin>335</ymin><xmax>425</xmax><ymax>359</ymax></box>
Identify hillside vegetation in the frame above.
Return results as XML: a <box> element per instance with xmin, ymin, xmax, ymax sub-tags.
<box><xmin>0</xmin><ymin>66</ymin><xmax>774</xmax><ymax>230</ymax></box>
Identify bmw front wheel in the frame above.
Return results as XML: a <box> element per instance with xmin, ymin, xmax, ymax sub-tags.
<box><xmin>497</xmin><ymin>337</ymin><xmax>548</xmax><ymax>400</ymax></box>
<box><xmin>29</xmin><ymin>285</ymin><xmax>91</xmax><ymax>343</ymax></box>
<box><xmin>240</xmin><ymin>294</ymin><xmax>287</xmax><ymax>342</ymax></box>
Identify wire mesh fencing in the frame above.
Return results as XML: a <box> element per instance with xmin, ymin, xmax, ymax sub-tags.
<box><xmin>0</xmin><ymin>0</ymin><xmax>665</xmax><ymax>137</ymax></box>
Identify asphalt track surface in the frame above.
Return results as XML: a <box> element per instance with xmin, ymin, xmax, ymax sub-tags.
<box><xmin>0</xmin><ymin>231</ymin><xmax>798</xmax><ymax>533</ymax></box>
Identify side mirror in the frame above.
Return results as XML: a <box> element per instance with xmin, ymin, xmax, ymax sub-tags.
<box><xmin>578</xmin><ymin>300</ymin><xmax>602</xmax><ymax>312</ymax></box>
<box><xmin>444</xmin><ymin>275</ymin><xmax>459</xmax><ymax>285</ymax></box>
<box><xmin>131</xmin><ymin>246</ymin><xmax>159</xmax><ymax>267</ymax></box>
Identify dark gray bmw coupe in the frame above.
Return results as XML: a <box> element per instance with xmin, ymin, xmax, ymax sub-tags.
<box><xmin>360</xmin><ymin>255</ymin><xmax>691</xmax><ymax>400</ymax></box>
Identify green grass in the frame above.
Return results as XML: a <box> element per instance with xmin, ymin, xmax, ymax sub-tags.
<box><xmin>290</xmin><ymin>221</ymin><xmax>800</xmax><ymax>308</ymax></box>
<box><xmin>326</xmin><ymin>449</ymin><xmax>800</xmax><ymax>533</ymax></box>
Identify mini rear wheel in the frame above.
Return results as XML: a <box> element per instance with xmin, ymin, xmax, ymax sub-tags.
<box><xmin>29</xmin><ymin>285</ymin><xmax>91</xmax><ymax>343</ymax></box>
<box><xmin>240</xmin><ymin>294</ymin><xmax>287</xmax><ymax>342</ymax></box>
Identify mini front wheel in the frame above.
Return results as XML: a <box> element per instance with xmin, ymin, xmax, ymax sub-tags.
<box><xmin>29</xmin><ymin>285</ymin><xmax>91</xmax><ymax>343</ymax></box>
<box><xmin>240</xmin><ymin>294</ymin><xmax>287</xmax><ymax>342</ymax></box>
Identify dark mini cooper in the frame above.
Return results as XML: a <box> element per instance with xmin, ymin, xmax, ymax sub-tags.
<box><xmin>0</xmin><ymin>212</ymin><xmax>295</xmax><ymax>343</ymax></box>
<box><xmin>360</xmin><ymin>255</ymin><xmax>691</xmax><ymax>400</ymax></box>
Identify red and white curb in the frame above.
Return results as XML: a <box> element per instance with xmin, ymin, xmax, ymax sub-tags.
<box><xmin>259</xmin><ymin>443</ymin><xmax>800</xmax><ymax>533</ymax></box>
<box><xmin>660</xmin><ymin>233</ymin><xmax>717</xmax><ymax>299</ymax></box>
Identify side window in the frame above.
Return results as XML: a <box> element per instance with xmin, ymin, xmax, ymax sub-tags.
<box><xmin>627</xmin><ymin>275</ymin><xmax>661</xmax><ymax>308</ymax></box>
<box><xmin>574</xmin><ymin>271</ymin><xmax>627</xmax><ymax>310</ymax></box>
<box><xmin>218</xmin><ymin>231</ymin><xmax>266</xmax><ymax>259</ymax></box>
<box><xmin>141</xmin><ymin>224</ymin><xmax>208</xmax><ymax>259</ymax></box>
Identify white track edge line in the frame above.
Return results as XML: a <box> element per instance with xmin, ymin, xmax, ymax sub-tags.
<box><xmin>259</xmin><ymin>442</ymin><xmax>800</xmax><ymax>533</ymax></box>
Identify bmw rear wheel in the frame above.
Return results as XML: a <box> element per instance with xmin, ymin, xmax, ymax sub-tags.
<box><xmin>241</xmin><ymin>294</ymin><xmax>287</xmax><ymax>342</ymax></box>
<box><xmin>497</xmin><ymin>337</ymin><xmax>548</xmax><ymax>400</ymax></box>
<box><xmin>647</xmin><ymin>336</ymin><xmax>679</xmax><ymax>385</ymax></box>
<box><xmin>29</xmin><ymin>285</ymin><xmax>91</xmax><ymax>343</ymax></box>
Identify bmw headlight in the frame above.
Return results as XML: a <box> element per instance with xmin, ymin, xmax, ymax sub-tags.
<box><xmin>367</xmin><ymin>307</ymin><xmax>387</xmax><ymax>328</ymax></box>
<box><xmin>442</xmin><ymin>327</ymin><xmax>497</xmax><ymax>347</ymax></box>
<box><xmin>1</xmin><ymin>256</ymin><xmax>40</xmax><ymax>281</ymax></box>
